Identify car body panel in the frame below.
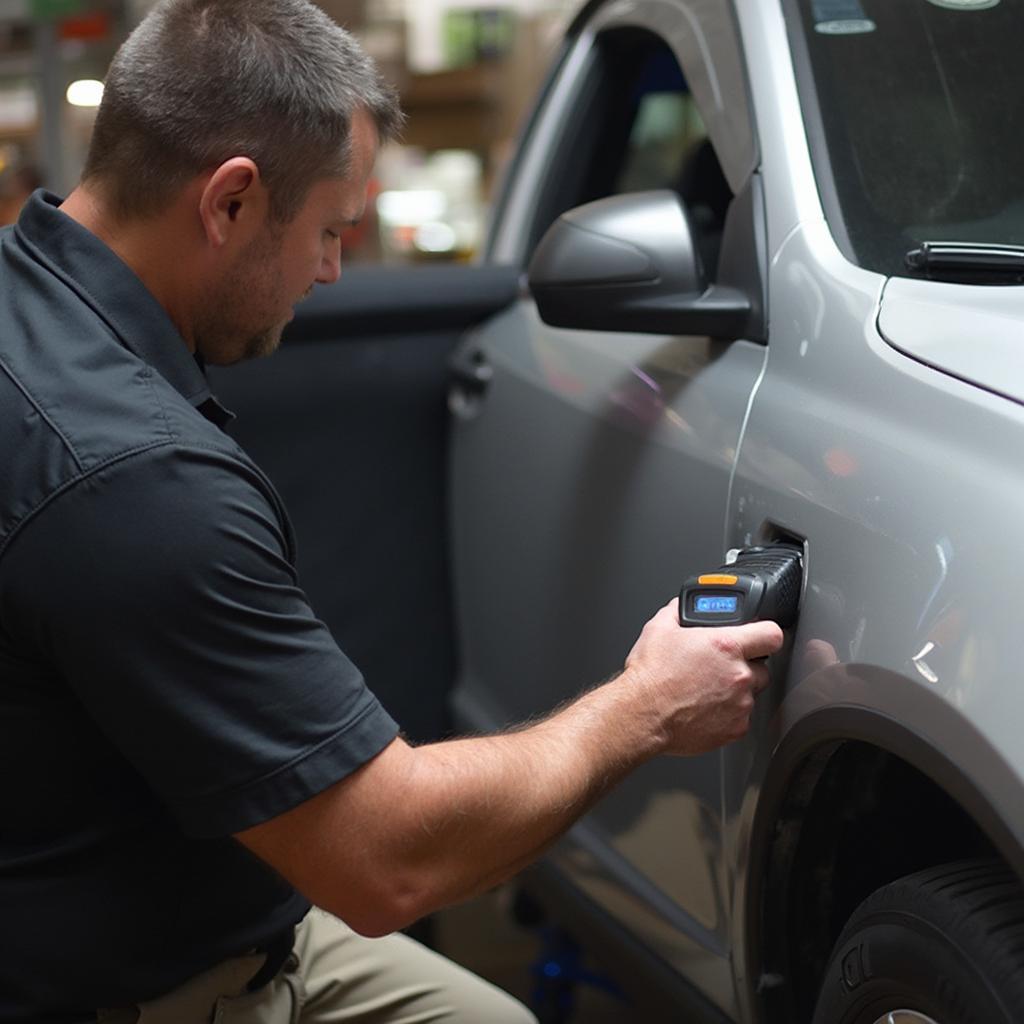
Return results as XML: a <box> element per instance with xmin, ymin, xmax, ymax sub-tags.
<box><xmin>733</xmin><ymin>0</ymin><xmax>822</xmax><ymax>259</ymax></box>
<box><xmin>725</xmin><ymin>16</ymin><xmax>1024</xmax><ymax>1007</ymax></box>
<box><xmin>726</xmin><ymin>0</ymin><xmax>1024</xmax><ymax>842</ymax></box>
<box><xmin>878</xmin><ymin>277</ymin><xmax>1024</xmax><ymax>406</ymax></box>
<box><xmin>726</xmin><ymin>212</ymin><xmax>1024</xmax><ymax>826</ymax></box>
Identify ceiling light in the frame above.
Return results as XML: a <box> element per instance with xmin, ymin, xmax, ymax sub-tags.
<box><xmin>66</xmin><ymin>79</ymin><xmax>104</xmax><ymax>108</ymax></box>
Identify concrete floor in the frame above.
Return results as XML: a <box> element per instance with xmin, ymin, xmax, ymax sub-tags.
<box><xmin>431</xmin><ymin>886</ymin><xmax>642</xmax><ymax>1023</ymax></box>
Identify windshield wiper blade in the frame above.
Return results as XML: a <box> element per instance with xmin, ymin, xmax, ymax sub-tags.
<box><xmin>905</xmin><ymin>241</ymin><xmax>1024</xmax><ymax>283</ymax></box>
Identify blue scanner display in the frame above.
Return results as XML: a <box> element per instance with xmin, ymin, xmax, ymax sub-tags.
<box><xmin>695</xmin><ymin>595</ymin><xmax>739</xmax><ymax>615</ymax></box>
<box><xmin>680</xmin><ymin>544</ymin><xmax>803</xmax><ymax>629</ymax></box>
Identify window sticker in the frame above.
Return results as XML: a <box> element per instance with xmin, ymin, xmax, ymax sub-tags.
<box><xmin>812</xmin><ymin>0</ymin><xmax>877</xmax><ymax>34</ymax></box>
<box><xmin>925</xmin><ymin>0</ymin><xmax>999</xmax><ymax>9</ymax></box>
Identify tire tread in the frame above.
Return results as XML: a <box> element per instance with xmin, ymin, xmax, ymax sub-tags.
<box><xmin>813</xmin><ymin>858</ymin><xmax>1024</xmax><ymax>1024</ymax></box>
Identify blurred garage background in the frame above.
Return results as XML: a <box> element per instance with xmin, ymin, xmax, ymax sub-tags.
<box><xmin>0</xmin><ymin>0</ymin><xmax>572</xmax><ymax>265</ymax></box>
<box><xmin>1</xmin><ymin>2</ymin><xmax>644</xmax><ymax>1020</ymax></box>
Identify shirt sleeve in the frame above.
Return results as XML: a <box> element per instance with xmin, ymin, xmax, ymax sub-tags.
<box><xmin>1</xmin><ymin>442</ymin><xmax>400</xmax><ymax>837</ymax></box>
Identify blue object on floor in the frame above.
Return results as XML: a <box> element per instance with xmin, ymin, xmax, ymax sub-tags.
<box><xmin>529</xmin><ymin>925</ymin><xmax>628</xmax><ymax>1023</ymax></box>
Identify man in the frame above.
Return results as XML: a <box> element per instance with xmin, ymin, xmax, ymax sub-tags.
<box><xmin>0</xmin><ymin>0</ymin><xmax>783</xmax><ymax>1020</ymax></box>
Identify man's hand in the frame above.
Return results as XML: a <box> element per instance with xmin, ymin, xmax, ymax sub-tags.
<box><xmin>621</xmin><ymin>599</ymin><xmax>784</xmax><ymax>756</ymax></box>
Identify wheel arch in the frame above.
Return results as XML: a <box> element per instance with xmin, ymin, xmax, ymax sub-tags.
<box><xmin>744</xmin><ymin>669</ymin><xmax>1024</xmax><ymax>1024</ymax></box>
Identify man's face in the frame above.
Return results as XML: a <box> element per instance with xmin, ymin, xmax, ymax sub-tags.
<box><xmin>196</xmin><ymin>110</ymin><xmax>378</xmax><ymax>366</ymax></box>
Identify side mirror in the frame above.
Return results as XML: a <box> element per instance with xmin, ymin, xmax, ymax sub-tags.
<box><xmin>528</xmin><ymin>190</ymin><xmax>751</xmax><ymax>338</ymax></box>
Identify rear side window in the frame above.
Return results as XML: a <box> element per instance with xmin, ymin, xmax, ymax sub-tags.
<box><xmin>790</xmin><ymin>0</ymin><xmax>1024</xmax><ymax>276</ymax></box>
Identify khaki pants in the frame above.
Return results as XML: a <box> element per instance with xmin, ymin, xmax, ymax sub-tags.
<box><xmin>97</xmin><ymin>908</ymin><xmax>537</xmax><ymax>1024</ymax></box>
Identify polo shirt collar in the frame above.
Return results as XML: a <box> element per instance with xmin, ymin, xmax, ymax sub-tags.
<box><xmin>15</xmin><ymin>190</ymin><xmax>235</xmax><ymax>428</ymax></box>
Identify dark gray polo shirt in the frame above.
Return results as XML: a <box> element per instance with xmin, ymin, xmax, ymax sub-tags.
<box><xmin>0</xmin><ymin>192</ymin><xmax>400</xmax><ymax>1021</ymax></box>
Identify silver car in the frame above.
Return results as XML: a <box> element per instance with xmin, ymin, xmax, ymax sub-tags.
<box><xmin>448</xmin><ymin>0</ymin><xmax>1024</xmax><ymax>1021</ymax></box>
<box><xmin>218</xmin><ymin>0</ymin><xmax>1024</xmax><ymax>1020</ymax></box>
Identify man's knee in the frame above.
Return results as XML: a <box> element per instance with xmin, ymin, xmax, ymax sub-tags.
<box><xmin>428</xmin><ymin>957</ymin><xmax>538</xmax><ymax>1024</ymax></box>
<box><xmin>471</xmin><ymin>988</ymin><xmax>538</xmax><ymax>1024</ymax></box>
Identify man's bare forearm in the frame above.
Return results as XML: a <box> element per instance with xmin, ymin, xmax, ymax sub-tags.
<box><xmin>236</xmin><ymin>606</ymin><xmax>782</xmax><ymax>936</ymax></box>
<box><xmin>390</xmin><ymin>668</ymin><xmax>666</xmax><ymax>910</ymax></box>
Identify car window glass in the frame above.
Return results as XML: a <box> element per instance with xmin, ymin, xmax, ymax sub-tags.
<box><xmin>523</xmin><ymin>27</ymin><xmax>730</xmax><ymax>279</ymax></box>
<box><xmin>615</xmin><ymin>92</ymin><xmax>704</xmax><ymax>195</ymax></box>
<box><xmin>789</xmin><ymin>0</ymin><xmax>1024</xmax><ymax>277</ymax></box>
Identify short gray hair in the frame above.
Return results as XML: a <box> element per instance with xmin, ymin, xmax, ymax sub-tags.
<box><xmin>83</xmin><ymin>0</ymin><xmax>403</xmax><ymax>222</ymax></box>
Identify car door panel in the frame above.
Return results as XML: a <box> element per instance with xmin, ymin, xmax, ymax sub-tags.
<box><xmin>209</xmin><ymin>265</ymin><xmax>517</xmax><ymax>744</ymax></box>
<box><xmin>450</xmin><ymin>296</ymin><xmax>767</xmax><ymax>1010</ymax></box>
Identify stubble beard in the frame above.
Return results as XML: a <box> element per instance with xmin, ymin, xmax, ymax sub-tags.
<box><xmin>240</xmin><ymin>322</ymin><xmax>285</xmax><ymax>363</ymax></box>
<box><xmin>194</xmin><ymin>225</ymin><xmax>289</xmax><ymax>366</ymax></box>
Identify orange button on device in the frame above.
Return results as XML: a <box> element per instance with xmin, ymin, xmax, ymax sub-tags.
<box><xmin>698</xmin><ymin>574</ymin><xmax>739</xmax><ymax>585</ymax></box>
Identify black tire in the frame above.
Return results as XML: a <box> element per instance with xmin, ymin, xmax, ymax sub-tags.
<box><xmin>812</xmin><ymin>859</ymin><xmax>1024</xmax><ymax>1024</ymax></box>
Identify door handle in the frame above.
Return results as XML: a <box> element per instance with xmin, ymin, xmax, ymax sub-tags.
<box><xmin>449</xmin><ymin>347</ymin><xmax>493</xmax><ymax>396</ymax></box>
<box><xmin>448</xmin><ymin>346</ymin><xmax>493</xmax><ymax>420</ymax></box>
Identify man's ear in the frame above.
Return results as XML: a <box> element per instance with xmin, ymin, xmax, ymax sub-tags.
<box><xmin>198</xmin><ymin>158</ymin><xmax>267</xmax><ymax>248</ymax></box>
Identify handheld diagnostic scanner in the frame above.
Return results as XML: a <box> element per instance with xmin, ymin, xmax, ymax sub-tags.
<box><xmin>679</xmin><ymin>544</ymin><xmax>803</xmax><ymax>629</ymax></box>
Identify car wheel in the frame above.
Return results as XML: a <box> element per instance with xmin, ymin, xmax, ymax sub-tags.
<box><xmin>811</xmin><ymin>859</ymin><xmax>1024</xmax><ymax>1024</ymax></box>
